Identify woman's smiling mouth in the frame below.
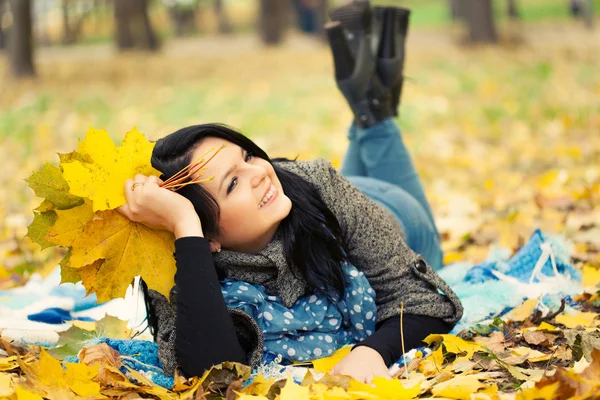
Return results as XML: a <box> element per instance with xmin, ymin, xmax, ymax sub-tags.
<box><xmin>259</xmin><ymin>184</ymin><xmax>277</xmax><ymax>209</ymax></box>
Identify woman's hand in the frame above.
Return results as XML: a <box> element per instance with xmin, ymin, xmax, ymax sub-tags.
<box><xmin>330</xmin><ymin>346</ymin><xmax>391</xmax><ymax>384</ymax></box>
<box><xmin>117</xmin><ymin>174</ymin><xmax>204</xmax><ymax>239</ymax></box>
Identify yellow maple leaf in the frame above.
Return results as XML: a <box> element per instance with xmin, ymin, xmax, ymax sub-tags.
<box><xmin>46</xmin><ymin>199</ymin><xmax>94</xmax><ymax>247</ymax></box>
<box><xmin>279</xmin><ymin>377</ymin><xmax>310</xmax><ymax>400</ymax></box>
<box><xmin>64</xmin><ymin>363</ymin><xmax>101</xmax><ymax>397</ymax></box>
<box><xmin>0</xmin><ymin>374</ymin><xmax>15</xmax><ymax>397</ymax></box>
<box><xmin>241</xmin><ymin>374</ymin><xmax>276</xmax><ymax>397</ymax></box>
<box><xmin>516</xmin><ymin>382</ymin><xmax>559</xmax><ymax>400</ymax></box>
<box><xmin>417</xmin><ymin>346</ymin><xmax>444</xmax><ymax>377</ymax></box>
<box><xmin>555</xmin><ymin>310</ymin><xmax>599</xmax><ymax>328</ymax></box>
<box><xmin>15</xmin><ymin>386</ymin><xmax>44</xmax><ymax>400</ymax></box>
<box><xmin>348</xmin><ymin>377</ymin><xmax>420</xmax><ymax>400</ymax></box>
<box><xmin>67</xmin><ymin>210</ymin><xmax>175</xmax><ymax>301</ymax></box>
<box><xmin>310</xmin><ymin>346</ymin><xmax>352</xmax><ymax>373</ymax></box>
<box><xmin>237</xmin><ymin>395</ymin><xmax>269</xmax><ymax>400</ymax></box>
<box><xmin>504</xmin><ymin>298</ymin><xmax>538</xmax><ymax>322</ymax></box>
<box><xmin>18</xmin><ymin>349</ymin><xmax>100</xmax><ymax>399</ymax></box>
<box><xmin>424</xmin><ymin>334</ymin><xmax>484</xmax><ymax>360</ymax></box>
<box><xmin>62</xmin><ymin>127</ymin><xmax>160</xmax><ymax>211</ymax></box>
<box><xmin>582</xmin><ymin>264</ymin><xmax>600</xmax><ymax>289</ymax></box>
<box><xmin>431</xmin><ymin>375</ymin><xmax>484</xmax><ymax>399</ymax></box>
<box><xmin>323</xmin><ymin>385</ymin><xmax>352</xmax><ymax>399</ymax></box>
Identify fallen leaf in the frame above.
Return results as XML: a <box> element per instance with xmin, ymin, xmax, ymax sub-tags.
<box><xmin>0</xmin><ymin>374</ymin><xmax>15</xmax><ymax>397</ymax></box>
<box><xmin>240</xmin><ymin>374</ymin><xmax>275</xmax><ymax>397</ymax></box>
<box><xmin>504</xmin><ymin>299</ymin><xmax>538</xmax><ymax>322</ymax></box>
<box><xmin>509</xmin><ymin>347</ymin><xmax>552</xmax><ymax>363</ymax></box>
<box><xmin>424</xmin><ymin>334</ymin><xmax>485</xmax><ymax>360</ymax></box>
<box><xmin>348</xmin><ymin>377</ymin><xmax>420</xmax><ymax>400</ymax></box>
<box><xmin>15</xmin><ymin>385</ymin><xmax>44</xmax><ymax>400</ymax></box>
<box><xmin>310</xmin><ymin>346</ymin><xmax>352</xmax><ymax>373</ymax></box>
<box><xmin>582</xmin><ymin>264</ymin><xmax>600</xmax><ymax>289</ymax></box>
<box><xmin>48</xmin><ymin>325</ymin><xmax>93</xmax><ymax>359</ymax></box>
<box><xmin>64</xmin><ymin>362</ymin><xmax>102</xmax><ymax>397</ymax></box>
<box><xmin>522</xmin><ymin>330</ymin><xmax>552</xmax><ymax>347</ymax></box>
<box><xmin>555</xmin><ymin>310</ymin><xmax>599</xmax><ymax>328</ymax></box>
<box><xmin>279</xmin><ymin>377</ymin><xmax>310</xmax><ymax>400</ymax></box>
<box><xmin>79</xmin><ymin>343</ymin><xmax>122</xmax><ymax>369</ymax></box>
<box><xmin>516</xmin><ymin>382</ymin><xmax>559</xmax><ymax>400</ymax></box>
<box><xmin>95</xmin><ymin>314</ymin><xmax>131</xmax><ymax>339</ymax></box>
<box><xmin>417</xmin><ymin>346</ymin><xmax>444</xmax><ymax>377</ymax></box>
<box><xmin>431</xmin><ymin>375</ymin><xmax>485</xmax><ymax>399</ymax></box>
<box><xmin>0</xmin><ymin>355</ymin><xmax>19</xmax><ymax>371</ymax></box>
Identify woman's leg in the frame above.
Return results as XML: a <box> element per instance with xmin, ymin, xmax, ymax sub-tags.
<box><xmin>341</xmin><ymin>118</ymin><xmax>439</xmax><ymax>239</ymax></box>
<box><xmin>348</xmin><ymin>176</ymin><xmax>443</xmax><ymax>270</ymax></box>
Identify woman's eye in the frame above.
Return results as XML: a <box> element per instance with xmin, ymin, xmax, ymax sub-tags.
<box><xmin>227</xmin><ymin>152</ymin><xmax>253</xmax><ymax>195</ymax></box>
<box><xmin>227</xmin><ymin>178</ymin><xmax>237</xmax><ymax>194</ymax></box>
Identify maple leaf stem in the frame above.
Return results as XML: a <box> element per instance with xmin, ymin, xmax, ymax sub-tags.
<box><xmin>166</xmin><ymin>177</ymin><xmax>214</xmax><ymax>191</ymax></box>
<box><xmin>160</xmin><ymin>144</ymin><xmax>226</xmax><ymax>192</ymax></box>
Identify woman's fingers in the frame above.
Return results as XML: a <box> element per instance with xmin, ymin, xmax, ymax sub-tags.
<box><xmin>116</xmin><ymin>203</ymin><xmax>133</xmax><ymax>219</ymax></box>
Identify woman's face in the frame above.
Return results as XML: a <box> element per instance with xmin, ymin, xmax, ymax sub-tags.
<box><xmin>191</xmin><ymin>137</ymin><xmax>292</xmax><ymax>253</ymax></box>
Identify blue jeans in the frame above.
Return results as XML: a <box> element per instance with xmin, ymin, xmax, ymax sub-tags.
<box><xmin>341</xmin><ymin>118</ymin><xmax>443</xmax><ymax>270</ymax></box>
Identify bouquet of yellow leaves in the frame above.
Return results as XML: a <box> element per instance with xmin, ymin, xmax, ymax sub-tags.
<box><xmin>25</xmin><ymin>127</ymin><xmax>218</xmax><ymax>302</ymax></box>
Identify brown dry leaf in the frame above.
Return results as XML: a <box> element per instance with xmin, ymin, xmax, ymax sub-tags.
<box><xmin>508</xmin><ymin>347</ymin><xmax>553</xmax><ymax>363</ymax></box>
<box><xmin>522</xmin><ymin>330</ymin><xmax>553</xmax><ymax>347</ymax></box>
<box><xmin>301</xmin><ymin>369</ymin><xmax>352</xmax><ymax>390</ymax></box>
<box><xmin>79</xmin><ymin>343</ymin><xmax>122</xmax><ymax>369</ymax></box>
<box><xmin>430</xmin><ymin>375</ymin><xmax>485</xmax><ymax>399</ymax></box>
<box><xmin>473</xmin><ymin>331</ymin><xmax>507</xmax><ymax>353</ymax></box>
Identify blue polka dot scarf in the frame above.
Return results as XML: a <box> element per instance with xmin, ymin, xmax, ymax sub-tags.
<box><xmin>221</xmin><ymin>263</ymin><xmax>377</xmax><ymax>362</ymax></box>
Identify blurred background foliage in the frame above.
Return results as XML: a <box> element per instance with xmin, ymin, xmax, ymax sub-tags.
<box><xmin>0</xmin><ymin>0</ymin><xmax>599</xmax><ymax>282</ymax></box>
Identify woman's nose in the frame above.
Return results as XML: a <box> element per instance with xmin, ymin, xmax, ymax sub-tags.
<box><xmin>249</xmin><ymin>165</ymin><xmax>268</xmax><ymax>188</ymax></box>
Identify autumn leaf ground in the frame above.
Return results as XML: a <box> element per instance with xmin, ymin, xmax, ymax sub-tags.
<box><xmin>1</xmin><ymin>19</ymin><xmax>600</xmax><ymax>399</ymax></box>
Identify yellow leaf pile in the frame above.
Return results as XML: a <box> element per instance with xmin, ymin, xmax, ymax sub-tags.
<box><xmin>25</xmin><ymin>127</ymin><xmax>176</xmax><ymax>301</ymax></box>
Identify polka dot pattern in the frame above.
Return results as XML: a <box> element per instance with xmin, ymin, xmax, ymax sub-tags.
<box><xmin>220</xmin><ymin>264</ymin><xmax>376</xmax><ymax>363</ymax></box>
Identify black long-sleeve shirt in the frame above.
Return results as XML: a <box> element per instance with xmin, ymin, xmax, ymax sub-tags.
<box><xmin>173</xmin><ymin>236</ymin><xmax>451</xmax><ymax>377</ymax></box>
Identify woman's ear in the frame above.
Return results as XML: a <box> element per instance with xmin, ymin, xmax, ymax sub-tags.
<box><xmin>208</xmin><ymin>240</ymin><xmax>222</xmax><ymax>253</ymax></box>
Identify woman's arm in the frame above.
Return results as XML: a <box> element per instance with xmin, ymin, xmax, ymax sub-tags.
<box><xmin>355</xmin><ymin>314</ymin><xmax>452</xmax><ymax>366</ymax></box>
<box><xmin>118</xmin><ymin>175</ymin><xmax>248</xmax><ymax>377</ymax></box>
<box><xmin>173</xmin><ymin>236</ymin><xmax>247</xmax><ymax>377</ymax></box>
<box><xmin>282</xmin><ymin>159</ymin><xmax>463</xmax><ymax>379</ymax></box>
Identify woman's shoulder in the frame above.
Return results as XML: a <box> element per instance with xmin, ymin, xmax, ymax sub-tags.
<box><xmin>272</xmin><ymin>158</ymin><xmax>335</xmax><ymax>181</ymax></box>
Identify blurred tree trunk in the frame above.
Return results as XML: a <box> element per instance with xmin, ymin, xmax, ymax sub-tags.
<box><xmin>114</xmin><ymin>0</ymin><xmax>159</xmax><ymax>50</ymax></box>
<box><xmin>259</xmin><ymin>0</ymin><xmax>291</xmax><ymax>45</ymax></box>
<box><xmin>168</xmin><ymin>3</ymin><xmax>198</xmax><ymax>37</ymax></box>
<box><xmin>448</xmin><ymin>0</ymin><xmax>466</xmax><ymax>20</ymax></box>
<box><xmin>0</xmin><ymin>0</ymin><xmax>6</xmax><ymax>49</ymax></box>
<box><xmin>581</xmin><ymin>0</ymin><xmax>595</xmax><ymax>29</ymax></box>
<box><xmin>8</xmin><ymin>0</ymin><xmax>35</xmax><ymax>77</ymax></box>
<box><xmin>61</xmin><ymin>0</ymin><xmax>79</xmax><ymax>44</ymax></box>
<box><xmin>507</xmin><ymin>0</ymin><xmax>519</xmax><ymax>19</ymax></box>
<box><xmin>463</xmin><ymin>0</ymin><xmax>498</xmax><ymax>43</ymax></box>
<box><xmin>214</xmin><ymin>0</ymin><xmax>232</xmax><ymax>34</ymax></box>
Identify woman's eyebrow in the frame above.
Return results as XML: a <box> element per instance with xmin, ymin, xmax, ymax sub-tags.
<box><xmin>218</xmin><ymin>147</ymin><xmax>244</xmax><ymax>192</ymax></box>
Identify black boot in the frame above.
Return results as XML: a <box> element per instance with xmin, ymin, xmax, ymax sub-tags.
<box><xmin>375</xmin><ymin>7</ymin><xmax>410</xmax><ymax>116</ymax></box>
<box><xmin>326</xmin><ymin>1</ymin><xmax>393</xmax><ymax>128</ymax></box>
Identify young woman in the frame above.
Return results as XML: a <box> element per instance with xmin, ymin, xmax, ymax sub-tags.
<box><xmin>118</xmin><ymin>2</ymin><xmax>462</xmax><ymax>384</ymax></box>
